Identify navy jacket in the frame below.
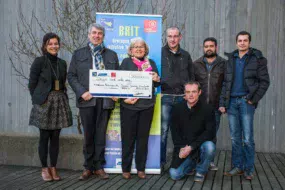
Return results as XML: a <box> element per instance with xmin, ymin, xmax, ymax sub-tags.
<box><xmin>219</xmin><ymin>48</ymin><xmax>270</xmax><ymax>108</ymax></box>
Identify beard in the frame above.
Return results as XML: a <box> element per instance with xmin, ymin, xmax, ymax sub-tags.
<box><xmin>204</xmin><ymin>50</ymin><xmax>217</xmax><ymax>58</ymax></box>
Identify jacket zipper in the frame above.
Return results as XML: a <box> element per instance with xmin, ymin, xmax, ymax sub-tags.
<box><xmin>166</xmin><ymin>57</ymin><xmax>171</xmax><ymax>69</ymax></box>
<box><xmin>243</xmin><ymin>56</ymin><xmax>251</xmax><ymax>93</ymax></box>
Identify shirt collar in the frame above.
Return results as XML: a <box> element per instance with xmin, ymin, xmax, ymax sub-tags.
<box><xmin>234</xmin><ymin>52</ymin><xmax>248</xmax><ymax>58</ymax></box>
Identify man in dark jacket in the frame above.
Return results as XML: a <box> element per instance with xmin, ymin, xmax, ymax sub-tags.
<box><xmin>169</xmin><ymin>81</ymin><xmax>216</xmax><ymax>182</ymax></box>
<box><xmin>219</xmin><ymin>31</ymin><xmax>270</xmax><ymax>180</ymax></box>
<box><xmin>161</xmin><ymin>27</ymin><xmax>194</xmax><ymax>167</ymax></box>
<box><xmin>193</xmin><ymin>37</ymin><xmax>226</xmax><ymax>170</ymax></box>
<box><xmin>68</xmin><ymin>23</ymin><xmax>119</xmax><ymax>180</ymax></box>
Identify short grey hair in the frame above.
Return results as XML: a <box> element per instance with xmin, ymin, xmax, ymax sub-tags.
<box><xmin>166</xmin><ymin>26</ymin><xmax>181</xmax><ymax>36</ymax></box>
<box><xmin>127</xmin><ymin>37</ymin><xmax>149</xmax><ymax>57</ymax></box>
<box><xmin>88</xmin><ymin>23</ymin><xmax>105</xmax><ymax>36</ymax></box>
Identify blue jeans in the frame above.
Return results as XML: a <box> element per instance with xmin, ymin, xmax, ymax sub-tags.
<box><xmin>161</xmin><ymin>95</ymin><xmax>184</xmax><ymax>164</ymax></box>
<box><xmin>169</xmin><ymin>141</ymin><xmax>216</xmax><ymax>180</ymax></box>
<box><xmin>227</xmin><ymin>97</ymin><xmax>255</xmax><ymax>173</ymax></box>
<box><xmin>211</xmin><ymin>109</ymin><xmax>221</xmax><ymax>163</ymax></box>
<box><xmin>215</xmin><ymin>110</ymin><xmax>221</xmax><ymax>133</ymax></box>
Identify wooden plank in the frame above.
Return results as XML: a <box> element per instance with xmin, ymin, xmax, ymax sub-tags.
<box><xmin>181</xmin><ymin>175</ymin><xmax>194</xmax><ymax>190</ymax></box>
<box><xmin>240</xmin><ymin>176</ymin><xmax>252</xmax><ymax>190</ymax></box>
<box><xmin>0</xmin><ymin>165</ymin><xmax>28</xmax><ymax>179</ymax></box>
<box><xmin>63</xmin><ymin>174</ymin><xmax>95</xmax><ymax>190</ymax></box>
<box><xmin>107</xmin><ymin>177</ymin><xmax>129</xmax><ymax>190</ymax></box>
<box><xmin>251</xmin><ymin>154</ymin><xmax>263</xmax><ymax>190</ymax></box>
<box><xmin>0</xmin><ymin>167</ymin><xmax>38</xmax><ymax>189</ymax></box>
<box><xmin>97</xmin><ymin>175</ymin><xmax>122</xmax><ymax>190</ymax></box>
<box><xmin>139</xmin><ymin>174</ymin><xmax>163</xmax><ymax>190</ymax></box>
<box><xmin>72</xmin><ymin>175</ymin><xmax>102</xmax><ymax>190</ymax></box>
<box><xmin>40</xmin><ymin>171</ymin><xmax>81</xmax><ymax>190</ymax></box>
<box><xmin>51</xmin><ymin>171</ymin><xmax>84</xmax><ymax>190</ymax></box>
<box><xmin>257</xmin><ymin>153</ymin><xmax>280</xmax><ymax>189</ymax></box>
<box><xmin>118</xmin><ymin>176</ymin><xmax>141</xmax><ymax>190</ymax></box>
<box><xmin>2</xmin><ymin>168</ymin><xmax>43</xmax><ymax>190</ymax></box>
<box><xmin>85</xmin><ymin>175</ymin><xmax>117</xmax><ymax>190</ymax></box>
<box><xmin>254</xmin><ymin>153</ymin><xmax>272</xmax><ymax>190</ymax></box>
<box><xmin>24</xmin><ymin>169</ymin><xmax>74</xmax><ymax>190</ymax></box>
<box><xmin>212</xmin><ymin>150</ymin><xmax>225</xmax><ymax>190</ymax></box>
<box><xmin>191</xmin><ymin>178</ymin><xmax>203</xmax><ymax>190</ymax></box>
<box><xmin>129</xmin><ymin>175</ymin><xmax>155</xmax><ymax>190</ymax></box>
<box><xmin>170</xmin><ymin>176</ymin><xmax>188</xmax><ymax>189</ymax></box>
<box><xmin>269</xmin><ymin>153</ymin><xmax>285</xmax><ymax>188</ymax></box>
<box><xmin>150</xmin><ymin>172</ymin><xmax>170</xmax><ymax>189</ymax></box>
<box><xmin>222</xmin><ymin>151</ymin><xmax>232</xmax><ymax>190</ymax></box>
<box><xmin>276</xmin><ymin>153</ymin><xmax>285</xmax><ymax>167</ymax></box>
<box><xmin>160</xmin><ymin>177</ymin><xmax>175</xmax><ymax>190</ymax></box>
<box><xmin>263</xmin><ymin>153</ymin><xmax>283</xmax><ymax>189</ymax></box>
<box><xmin>202</xmin><ymin>150</ymin><xmax>221</xmax><ymax>190</ymax></box>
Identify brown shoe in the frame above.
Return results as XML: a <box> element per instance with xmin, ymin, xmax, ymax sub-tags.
<box><xmin>94</xmin><ymin>169</ymin><xmax>109</xmax><ymax>179</ymax></box>
<box><xmin>122</xmin><ymin>172</ymin><xmax>131</xmax><ymax>179</ymax></box>
<box><xmin>137</xmin><ymin>171</ymin><xmax>146</xmax><ymax>179</ymax></box>
<box><xmin>224</xmin><ymin>167</ymin><xmax>244</xmax><ymax>176</ymax></box>
<box><xmin>41</xmin><ymin>167</ymin><xmax>53</xmax><ymax>182</ymax></box>
<box><xmin>79</xmin><ymin>170</ymin><xmax>92</xmax><ymax>180</ymax></box>
<box><xmin>50</xmin><ymin>167</ymin><xmax>61</xmax><ymax>181</ymax></box>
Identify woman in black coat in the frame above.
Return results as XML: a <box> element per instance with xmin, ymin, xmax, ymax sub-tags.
<box><xmin>28</xmin><ymin>33</ymin><xmax>72</xmax><ymax>181</ymax></box>
<box><xmin>120</xmin><ymin>37</ymin><xmax>160</xmax><ymax>179</ymax></box>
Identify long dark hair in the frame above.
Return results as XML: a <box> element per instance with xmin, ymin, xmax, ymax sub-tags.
<box><xmin>41</xmin><ymin>33</ymin><xmax>61</xmax><ymax>55</ymax></box>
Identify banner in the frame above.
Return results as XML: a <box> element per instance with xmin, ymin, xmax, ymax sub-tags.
<box><xmin>96</xmin><ymin>13</ymin><xmax>162</xmax><ymax>174</ymax></box>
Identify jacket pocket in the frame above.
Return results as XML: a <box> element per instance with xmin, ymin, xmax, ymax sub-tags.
<box><xmin>104</xmin><ymin>61</ymin><xmax>117</xmax><ymax>70</ymax></box>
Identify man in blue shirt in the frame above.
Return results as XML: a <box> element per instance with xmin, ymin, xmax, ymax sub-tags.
<box><xmin>219</xmin><ymin>31</ymin><xmax>270</xmax><ymax>180</ymax></box>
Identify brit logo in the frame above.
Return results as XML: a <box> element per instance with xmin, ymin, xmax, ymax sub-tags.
<box><xmin>144</xmin><ymin>20</ymin><xmax>157</xmax><ymax>33</ymax></box>
<box><xmin>98</xmin><ymin>73</ymin><xmax>108</xmax><ymax>76</ymax></box>
<box><xmin>111</xmin><ymin>72</ymin><xmax>116</xmax><ymax>77</ymax></box>
<box><xmin>100</xmin><ymin>18</ymin><xmax>114</xmax><ymax>30</ymax></box>
<box><xmin>92</xmin><ymin>72</ymin><xmax>97</xmax><ymax>77</ymax></box>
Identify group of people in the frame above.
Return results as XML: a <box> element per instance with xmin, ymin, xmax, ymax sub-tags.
<box><xmin>28</xmin><ymin>22</ymin><xmax>270</xmax><ymax>183</ymax></box>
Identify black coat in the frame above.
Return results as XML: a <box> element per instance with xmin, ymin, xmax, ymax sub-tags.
<box><xmin>119</xmin><ymin>57</ymin><xmax>160</xmax><ymax>110</ymax></box>
<box><xmin>67</xmin><ymin>46</ymin><xmax>119</xmax><ymax>108</ymax></box>
<box><xmin>170</xmin><ymin>100</ymin><xmax>216</xmax><ymax>168</ymax></box>
<box><xmin>219</xmin><ymin>48</ymin><xmax>270</xmax><ymax>108</ymax></box>
<box><xmin>193</xmin><ymin>55</ymin><xmax>226</xmax><ymax>108</ymax></box>
<box><xmin>28</xmin><ymin>55</ymin><xmax>67</xmax><ymax>105</ymax></box>
<box><xmin>161</xmin><ymin>45</ymin><xmax>194</xmax><ymax>94</ymax></box>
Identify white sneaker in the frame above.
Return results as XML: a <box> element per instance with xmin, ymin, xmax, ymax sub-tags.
<box><xmin>209</xmin><ymin>162</ymin><xmax>218</xmax><ymax>171</ymax></box>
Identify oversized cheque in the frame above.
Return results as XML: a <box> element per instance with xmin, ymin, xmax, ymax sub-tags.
<box><xmin>89</xmin><ymin>70</ymin><xmax>153</xmax><ymax>99</ymax></box>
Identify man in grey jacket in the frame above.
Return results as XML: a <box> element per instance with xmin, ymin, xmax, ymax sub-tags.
<box><xmin>68</xmin><ymin>23</ymin><xmax>119</xmax><ymax>180</ymax></box>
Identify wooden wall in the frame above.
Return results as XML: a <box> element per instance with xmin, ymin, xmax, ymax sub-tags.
<box><xmin>0</xmin><ymin>0</ymin><xmax>284</xmax><ymax>152</ymax></box>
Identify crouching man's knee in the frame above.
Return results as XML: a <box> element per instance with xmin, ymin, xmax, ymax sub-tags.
<box><xmin>169</xmin><ymin>168</ymin><xmax>184</xmax><ymax>180</ymax></box>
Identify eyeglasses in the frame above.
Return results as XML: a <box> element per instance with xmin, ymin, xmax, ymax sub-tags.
<box><xmin>133</xmin><ymin>46</ymin><xmax>145</xmax><ymax>49</ymax></box>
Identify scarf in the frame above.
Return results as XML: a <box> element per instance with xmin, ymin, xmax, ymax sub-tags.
<box><xmin>132</xmin><ymin>57</ymin><xmax>152</xmax><ymax>71</ymax></box>
<box><xmin>89</xmin><ymin>42</ymin><xmax>105</xmax><ymax>70</ymax></box>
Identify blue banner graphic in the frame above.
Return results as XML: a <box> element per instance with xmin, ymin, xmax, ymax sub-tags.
<box><xmin>96</xmin><ymin>13</ymin><xmax>162</xmax><ymax>174</ymax></box>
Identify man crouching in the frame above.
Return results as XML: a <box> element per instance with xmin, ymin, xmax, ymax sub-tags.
<box><xmin>169</xmin><ymin>81</ymin><xmax>216</xmax><ymax>182</ymax></box>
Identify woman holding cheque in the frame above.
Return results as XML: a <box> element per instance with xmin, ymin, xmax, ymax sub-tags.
<box><xmin>119</xmin><ymin>37</ymin><xmax>160</xmax><ymax>179</ymax></box>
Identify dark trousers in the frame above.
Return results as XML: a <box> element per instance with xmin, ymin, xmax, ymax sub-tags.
<box><xmin>79</xmin><ymin>99</ymin><xmax>111</xmax><ymax>171</ymax></box>
<box><xmin>120</xmin><ymin>106</ymin><xmax>154</xmax><ymax>172</ymax></box>
<box><xmin>38</xmin><ymin>129</ymin><xmax>61</xmax><ymax>167</ymax></box>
